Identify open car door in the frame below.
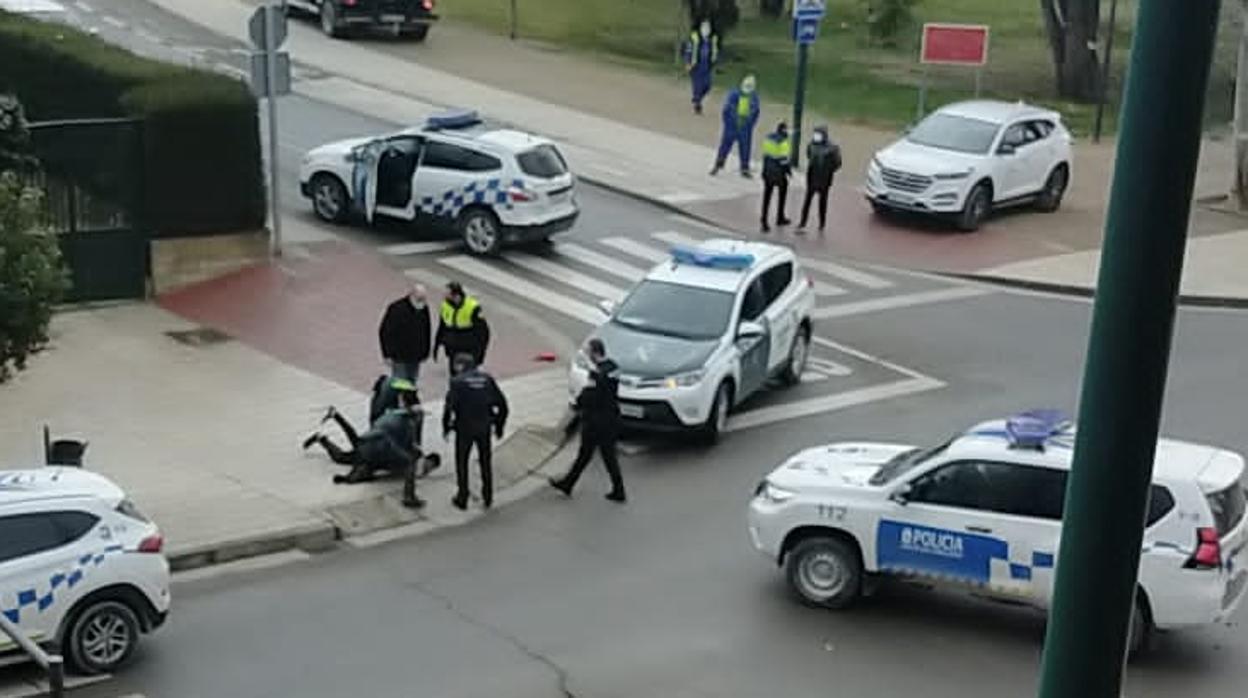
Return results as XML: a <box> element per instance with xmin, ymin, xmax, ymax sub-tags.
<box><xmin>351</xmin><ymin>139</ymin><xmax>385</xmax><ymax>224</ymax></box>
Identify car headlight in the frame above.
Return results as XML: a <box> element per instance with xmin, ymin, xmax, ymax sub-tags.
<box><xmin>664</xmin><ymin>369</ymin><xmax>705</xmax><ymax>389</ymax></box>
<box><xmin>933</xmin><ymin>169</ymin><xmax>972</xmax><ymax>180</ymax></box>
<box><xmin>756</xmin><ymin>481</ymin><xmax>797</xmax><ymax>504</ymax></box>
<box><xmin>868</xmin><ymin>157</ymin><xmax>882</xmax><ymax>173</ymax></box>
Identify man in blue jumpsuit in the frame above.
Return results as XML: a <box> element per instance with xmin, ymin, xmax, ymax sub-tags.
<box><xmin>683</xmin><ymin>20</ymin><xmax>719</xmax><ymax>115</ymax></box>
<box><xmin>710</xmin><ymin>75</ymin><xmax>760</xmax><ymax>178</ymax></box>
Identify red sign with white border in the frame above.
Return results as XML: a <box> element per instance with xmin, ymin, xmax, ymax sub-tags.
<box><xmin>920</xmin><ymin>23</ymin><xmax>990</xmax><ymax>66</ymax></box>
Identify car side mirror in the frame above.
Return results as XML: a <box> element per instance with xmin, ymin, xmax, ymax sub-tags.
<box><xmin>597</xmin><ymin>299</ymin><xmax>616</xmax><ymax>316</ymax></box>
<box><xmin>889</xmin><ymin>484</ymin><xmax>913</xmax><ymax>505</ymax></box>
<box><xmin>737</xmin><ymin>321</ymin><xmax>765</xmax><ymax>340</ymax></box>
<box><xmin>997</xmin><ymin>143</ymin><xmax>1016</xmax><ymax>156</ymax></box>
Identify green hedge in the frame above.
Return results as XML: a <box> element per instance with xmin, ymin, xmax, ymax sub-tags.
<box><xmin>0</xmin><ymin>10</ymin><xmax>265</xmax><ymax>236</ymax></box>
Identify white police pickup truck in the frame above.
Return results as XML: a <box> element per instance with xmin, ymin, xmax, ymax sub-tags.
<box><xmin>747</xmin><ymin>411</ymin><xmax>1248</xmax><ymax>655</ymax></box>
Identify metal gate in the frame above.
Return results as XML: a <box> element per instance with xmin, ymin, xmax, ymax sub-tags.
<box><xmin>27</xmin><ymin>118</ymin><xmax>147</xmax><ymax>302</ymax></box>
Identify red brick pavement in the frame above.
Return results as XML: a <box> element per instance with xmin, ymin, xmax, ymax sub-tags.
<box><xmin>158</xmin><ymin>241</ymin><xmax>558</xmax><ymax>395</ymax></box>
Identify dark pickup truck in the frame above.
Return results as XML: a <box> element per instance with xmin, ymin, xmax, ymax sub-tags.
<box><xmin>283</xmin><ymin>0</ymin><xmax>439</xmax><ymax>41</ymax></box>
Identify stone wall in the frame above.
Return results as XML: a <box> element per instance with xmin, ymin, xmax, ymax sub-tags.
<box><xmin>150</xmin><ymin>230</ymin><xmax>270</xmax><ymax>295</ymax></box>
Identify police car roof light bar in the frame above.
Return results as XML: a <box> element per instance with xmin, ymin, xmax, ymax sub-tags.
<box><xmin>425</xmin><ymin>109</ymin><xmax>483</xmax><ymax>131</ymax></box>
<box><xmin>1005</xmin><ymin>409</ymin><xmax>1072</xmax><ymax>450</ymax></box>
<box><xmin>670</xmin><ymin>245</ymin><xmax>755</xmax><ymax>271</ymax></box>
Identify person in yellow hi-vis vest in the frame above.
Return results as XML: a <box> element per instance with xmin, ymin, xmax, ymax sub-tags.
<box><xmin>434</xmin><ymin>281</ymin><xmax>490</xmax><ymax>376</ymax></box>
<box><xmin>760</xmin><ymin>121</ymin><xmax>793</xmax><ymax>232</ymax></box>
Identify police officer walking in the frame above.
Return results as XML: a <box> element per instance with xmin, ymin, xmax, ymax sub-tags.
<box><xmin>442</xmin><ymin>354</ymin><xmax>509</xmax><ymax>510</ymax></box>
<box><xmin>550</xmin><ymin>339</ymin><xmax>627</xmax><ymax>503</ymax></box>
<box><xmin>760</xmin><ymin>120</ymin><xmax>793</xmax><ymax>232</ymax></box>
<box><xmin>434</xmin><ymin>281</ymin><xmax>490</xmax><ymax>376</ymax></box>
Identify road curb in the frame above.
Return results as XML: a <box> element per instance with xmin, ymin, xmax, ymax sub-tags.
<box><xmin>942</xmin><ymin>271</ymin><xmax>1248</xmax><ymax>309</ymax></box>
<box><xmin>573</xmin><ymin>172</ymin><xmax>751</xmax><ymax>237</ymax></box>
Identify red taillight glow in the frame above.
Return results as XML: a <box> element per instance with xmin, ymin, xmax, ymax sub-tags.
<box><xmin>138</xmin><ymin>534</ymin><xmax>164</xmax><ymax>554</ymax></box>
<box><xmin>806</xmin><ymin>275</ymin><xmax>814</xmax><ymax>289</ymax></box>
<box><xmin>1185</xmin><ymin>527</ymin><xmax>1221</xmax><ymax>569</ymax></box>
<box><xmin>508</xmin><ymin>187</ymin><xmax>537</xmax><ymax>203</ymax></box>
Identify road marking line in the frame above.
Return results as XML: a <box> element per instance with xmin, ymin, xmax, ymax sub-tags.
<box><xmin>553</xmin><ymin>242</ymin><xmax>648</xmax><ymax>283</ymax></box>
<box><xmin>807</xmin><ymin>357</ymin><xmax>853</xmax><ymax>377</ymax></box>
<box><xmin>599</xmin><ymin>236</ymin><xmax>669</xmax><ymax>263</ymax></box>
<box><xmin>380</xmin><ymin>240</ymin><xmax>461</xmax><ymax>256</ymax></box>
<box><xmin>799</xmin><ymin>257</ymin><xmax>895</xmax><ymax>289</ymax></box>
<box><xmin>727</xmin><ymin>377</ymin><xmax>945</xmax><ymax>432</ymax></box>
<box><xmin>811</xmin><ymin>286</ymin><xmax>990</xmax><ymax>320</ymax></box>
<box><xmin>651</xmin><ymin>230</ymin><xmax>705</xmax><ymax>246</ymax></box>
<box><xmin>99</xmin><ymin>13</ymin><xmax>125</xmax><ymax>29</ymax></box>
<box><xmin>667</xmin><ymin>214</ymin><xmax>736</xmax><ymax>237</ymax></box>
<box><xmin>509</xmin><ymin>253</ymin><xmax>628</xmax><ymax>302</ymax></box>
<box><xmin>810</xmin><ymin>336</ymin><xmax>927</xmax><ymax>380</ymax></box>
<box><xmin>435</xmin><ymin>256</ymin><xmax>601</xmax><ymax>325</ymax></box>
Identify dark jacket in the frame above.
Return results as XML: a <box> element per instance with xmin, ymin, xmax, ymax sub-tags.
<box><xmin>575</xmin><ymin>359</ymin><xmax>621</xmax><ymax>436</ymax></box>
<box><xmin>442</xmin><ymin>367</ymin><xmax>509</xmax><ymax>437</ymax></box>
<box><xmin>805</xmin><ymin>140</ymin><xmax>842</xmax><ymax>189</ymax></box>
<box><xmin>368</xmin><ymin>375</ymin><xmax>399</xmax><ymax>425</ymax></box>
<box><xmin>357</xmin><ymin>408</ymin><xmax>420</xmax><ymax>472</ymax></box>
<box><xmin>379</xmin><ymin>297</ymin><xmax>431</xmax><ymax>365</ymax></box>
<box><xmin>434</xmin><ymin>302</ymin><xmax>490</xmax><ymax>363</ymax></box>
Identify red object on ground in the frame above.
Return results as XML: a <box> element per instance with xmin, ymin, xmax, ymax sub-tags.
<box><xmin>535</xmin><ymin>352</ymin><xmax>558</xmax><ymax>362</ymax></box>
<box><xmin>920</xmin><ymin>23</ymin><xmax>990</xmax><ymax>66</ymax></box>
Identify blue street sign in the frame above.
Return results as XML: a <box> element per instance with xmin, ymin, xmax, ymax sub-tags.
<box><xmin>794</xmin><ymin>16</ymin><xmax>820</xmax><ymax>45</ymax></box>
<box><xmin>793</xmin><ymin>0</ymin><xmax>826</xmax><ymax>20</ymax></box>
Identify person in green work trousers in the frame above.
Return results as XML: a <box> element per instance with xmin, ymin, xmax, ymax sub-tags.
<box><xmin>710</xmin><ymin>75</ymin><xmax>760</xmax><ymax>177</ymax></box>
<box><xmin>434</xmin><ymin>281</ymin><xmax>490</xmax><ymax>377</ymax></box>
<box><xmin>760</xmin><ymin>120</ymin><xmax>793</xmax><ymax>232</ymax></box>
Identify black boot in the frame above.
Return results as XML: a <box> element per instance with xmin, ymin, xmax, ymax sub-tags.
<box><xmin>605</xmin><ymin>490</ymin><xmax>627</xmax><ymax>503</ymax></box>
<box><xmin>451</xmin><ymin>494</ymin><xmax>468</xmax><ymax>511</ymax></box>
<box><xmin>549</xmin><ymin>477</ymin><xmax>572</xmax><ymax>496</ymax></box>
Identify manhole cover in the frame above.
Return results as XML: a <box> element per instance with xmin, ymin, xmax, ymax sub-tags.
<box><xmin>165</xmin><ymin>327</ymin><xmax>233</xmax><ymax>347</ymax></box>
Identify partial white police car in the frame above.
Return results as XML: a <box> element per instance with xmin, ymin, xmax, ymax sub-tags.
<box><xmin>748</xmin><ymin>411</ymin><xmax>1248</xmax><ymax>655</ymax></box>
<box><xmin>1</xmin><ymin>468</ymin><xmax>169</xmax><ymax>674</ymax></box>
<box><xmin>865</xmin><ymin>100</ymin><xmax>1073</xmax><ymax>231</ymax></box>
<box><xmin>300</xmin><ymin>110</ymin><xmax>579</xmax><ymax>255</ymax></box>
<box><xmin>569</xmin><ymin>240</ymin><xmax>815</xmax><ymax>442</ymax></box>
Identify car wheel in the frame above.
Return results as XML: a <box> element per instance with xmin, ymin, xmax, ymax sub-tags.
<box><xmin>320</xmin><ymin>2</ymin><xmax>347</xmax><ymax>38</ymax></box>
<box><xmin>701</xmin><ymin>381</ymin><xmax>732</xmax><ymax>444</ymax></box>
<box><xmin>869</xmin><ymin>199</ymin><xmax>889</xmax><ymax>216</ymax></box>
<box><xmin>781</xmin><ymin>326</ymin><xmax>810</xmax><ymax>386</ymax></box>
<box><xmin>402</xmin><ymin>24</ymin><xmax>430</xmax><ymax>41</ymax></box>
<box><xmin>1127</xmin><ymin>595</ymin><xmax>1153</xmax><ymax>659</ymax></box>
<box><xmin>786</xmin><ymin>537</ymin><xmax>862</xmax><ymax>609</ymax></box>
<box><xmin>1036</xmin><ymin>166</ymin><xmax>1068</xmax><ymax>213</ymax></box>
<box><xmin>461</xmin><ymin>209</ymin><xmax>503</xmax><ymax>255</ymax></box>
<box><xmin>311</xmin><ymin>174</ymin><xmax>349</xmax><ymax>223</ymax></box>
<box><xmin>957</xmin><ymin>182</ymin><xmax>991</xmax><ymax>232</ymax></box>
<box><xmin>65</xmin><ymin>600</ymin><xmax>141</xmax><ymax>675</ymax></box>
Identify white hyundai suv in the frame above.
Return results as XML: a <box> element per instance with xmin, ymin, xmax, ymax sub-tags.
<box><xmin>300</xmin><ymin>110</ymin><xmax>579</xmax><ymax>254</ymax></box>
<box><xmin>865</xmin><ymin>100</ymin><xmax>1073</xmax><ymax>231</ymax></box>
<box><xmin>569</xmin><ymin>240</ymin><xmax>816</xmax><ymax>442</ymax></box>
<box><xmin>747</xmin><ymin>411</ymin><xmax>1247</xmax><ymax>656</ymax></box>
<box><xmin>1</xmin><ymin>468</ymin><xmax>170</xmax><ymax>674</ymax></box>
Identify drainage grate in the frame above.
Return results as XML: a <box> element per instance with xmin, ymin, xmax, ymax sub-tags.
<box><xmin>165</xmin><ymin>327</ymin><xmax>233</xmax><ymax>347</ymax></box>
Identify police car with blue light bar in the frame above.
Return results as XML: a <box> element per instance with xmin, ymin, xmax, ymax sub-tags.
<box><xmin>747</xmin><ymin>410</ymin><xmax>1248</xmax><ymax>656</ymax></box>
<box><xmin>568</xmin><ymin>239</ymin><xmax>815</xmax><ymax>442</ymax></box>
<box><xmin>299</xmin><ymin>110</ymin><xmax>579</xmax><ymax>255</ymax></box>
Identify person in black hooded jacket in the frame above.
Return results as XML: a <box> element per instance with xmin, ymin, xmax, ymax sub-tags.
<box><xmin>550</xmin><ymin>338</ymin><xmax>627</xmax><ymax>502</ymax></box>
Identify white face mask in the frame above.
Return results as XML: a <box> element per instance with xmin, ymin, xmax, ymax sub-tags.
<box><xmin>700</xmin><ymin>23</ymin><xmax>711</xmax><ymax>38</ymax></box>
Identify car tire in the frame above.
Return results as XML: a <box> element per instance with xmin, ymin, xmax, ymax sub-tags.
<box><xmin>402</xmin><ymin>24</ymin><xmax>430</xmax><ymax>41</ymax></box>
<box><xmin>1036</xmin><ymin>165</ymin><xmax>1069</xmax><ymax>213</ymax></box>
<box><xmin>701</xmin><ymin>381</ymin><xmax>732</xmax><ymax>444</ymax></box>
<box><xmin>64</xmin><ymin>600</ymin><xmax>142</xmax><ymax>675</ymax></box>
<box><xmin>869</xmin><ymin>199</ymin><xmax>889</xmax><ymax>217</ymax></box>
<box><xmin>320</xmin><ymin>2</ymin><xmax>347</xmax><ymax>39</ymax></box>
<box><xmin>957</xmin><ymin>182</ymin><xmax>991</xmax><ymax>232</ymax></box>
<box><xmin>786</xmin><ymin>536</ymin><xmax>863</xmax><ymax>610</ymax></box>
<box><xmin>780</xmin><ymin>325</ymin><xmax>810</xmax><ymax>386</ymax></box>
<box><xmin>460</xmin><ymin>209</ymin><xmax>503</xmax><ymax>255</ymax></box>
<box><xmin>310</xmin><ymin>174</ymin><xmax>350</xmax><ymax>224</ymax></box>
<box><xmin>1127</xmin><ymin>595</ymin><xmax>1153</xmax><ymax>659</ymax></box>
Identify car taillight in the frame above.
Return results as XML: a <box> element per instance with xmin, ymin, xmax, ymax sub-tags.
<box><xmin>508</xmin><ymin>187</ymin><xmax>537</xmax><ymax>203</ymax></box>
<box><xmin>806</xmin><ymin>275</ymin><xmax>814</xmax><ymax>289</ymax></box>
<box><xmin>1184</xmin><ymin>526</ymin><xmax>1222</xmax><ymax>570</ymax></box>
<box><xmin>344</xmin><ymin>0</ymin><xmax>358</xmax><ymax>6</ymax></box>
<box><xmin>137</xmin><ymin>534</ymin><xmax>164</xmax><ymax>554</ymax></box>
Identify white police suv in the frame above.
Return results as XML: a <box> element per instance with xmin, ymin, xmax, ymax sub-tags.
<box><xmin>569</xmin><ymin>240</ymin><xmax>816</xmax><ymax>442</ymax></box>
<box><xmin>300</xmin><ymin>110</ymin><xmax>579</xmax><ymax>255</ymax></box>
<box><xmin>1</xmin><ymin>468</ymin><xmax>170</xmax><ymax>674</ymax></box>
<box><xmin>748</xmin><ymin>411</ymin><xmax>1248</xmax><ymax>655</ymax></box>
<box><xmin>865</xmin><ymin>100</ymin><xmax>1073</xmax><ymax>231</ymax></box>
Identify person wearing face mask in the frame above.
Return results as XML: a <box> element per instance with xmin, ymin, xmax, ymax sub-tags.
<box><xmin>379</xmin><ymin>283</ymin><xmax>432</xmax><ymax>383</ymax></box>
<box><xmin>683</xmin><ymin>19</ymin><xmax>719</xmax><ymax>115</ymax></box>
<box><xmin>797</xmin><ymin>125</ymin><xmax>842</xmax><ymax>234</ymax></box>
<box><xmin>711</xmin><ymin>75</ymin><xmax>760</xmax><ymax>178</ymax></box>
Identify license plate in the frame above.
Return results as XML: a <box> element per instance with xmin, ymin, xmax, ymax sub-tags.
<box><xmin>619</xmin><ymin>404</ymin><xmax>644</xmax><ymax>419</ymax></box>
<box><xmin>888</xmin><ymin>192</ymin><xmax>915</xmax><ymax>205</ymax></box>
<box><xmin>381</xmin><ymin>14</ymin><xmax>406</xmax><ymax>22</ymax></box>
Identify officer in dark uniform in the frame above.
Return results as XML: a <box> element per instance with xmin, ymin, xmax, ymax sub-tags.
<box><xmin>442</xmin><ymin>354</ymin><xmax>509</xmax><ymax>510</ymax></box>
<box><xmin>434</xmin><ymin>282</ymin><xmax>490</xmax><ymax>376</ymax></box>
<box><xmin>550</xmin><ymin>339</ymin><xmax>626</xmax><ymax>502</ymax></box>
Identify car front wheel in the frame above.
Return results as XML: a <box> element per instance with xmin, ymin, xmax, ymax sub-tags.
<box><xmin>787</xmin><ymin>536</ymin><xmax>863</xmax><ymax>609</ymax></box>
<box><xmin>781</xmin><ymin>326</ymin><xmax>810</xmax><ymax>386</ymax></box>
<box><xmin>957</xmin><ymin>182</ymin><xmax>991</xmax><ymax>232</ymax></box>
<box><xmin>65</xmin><ymin>600</ymin><xmax>142</xmax><ymax>674</ymax></box>
<box><xmin>701</xmin><ymin>381</ymin><xmax>732</xmax><ymax>444</ymax></box>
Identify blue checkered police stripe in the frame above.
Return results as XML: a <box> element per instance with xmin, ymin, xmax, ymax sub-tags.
<box><xmin>1</xmin><ymin>545</ymin><xmax>124</xmax><ymax>624</ymax></box>
<box><xmin>419</xmin><ymin>178</ymin><xmax>525</xmax><ymax>218</ymax></box>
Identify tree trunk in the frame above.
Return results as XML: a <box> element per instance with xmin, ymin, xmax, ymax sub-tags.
<box><xmin>1042</xmin><ymin>0</ymin><xmax>1102</xmax><ymax>102</ymax></box>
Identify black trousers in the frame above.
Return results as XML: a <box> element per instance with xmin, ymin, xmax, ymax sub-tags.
<box><xmin>560</xmin><ymin>430</ymin><xmax>625</xmax><ymax>495</ymax></box>
<box><xmin>454</xmin><ymin>430</ymin><xmax>493</xmax><ymax>505</ymax></box>
<box><xmin>761</xmin><ymin>178</ymin><xmax>788</xmax><ymax>224</ymax></box>
<box><xmin>800</xmin><ymin>182</ymin><xmax>831</xmax><ymax>230</ymax></box>
<box><xmin>318</xmin><ymin>413</ymin><xmax>420</xmax><ymax>501</ymax></box>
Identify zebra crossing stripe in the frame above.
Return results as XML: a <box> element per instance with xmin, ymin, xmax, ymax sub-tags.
<box><xmin>508</xmin><ymin>253</ymin><xmax>628</xmax><ymax>302</ymax></box>
<box><xmin>799</xmin><ymin>257</ymin><xmax>894</xmax><ymax>289</ymax></box>
<box><xmin>811</xmin><ymin>286</ymin><xmax>989</xmax><ymax>320</ymax></box>
<box><xmin>435</xmin><ymin>256</ymin><xmax>602</xmax><ymax>325</ymax></box>
<box><xmin>600</xmin><ymin>236</ymin><xmax>670</xmax><ymax>263</ymax></box>
<box><xmin>552</xmin><ymin>242</ymin><xmax>648</xmax><ymax>283</ymax></box>
<box><xmin>380</xmin><ymin>240</ymin><xmax>461</xmax><ymax>256</ymax></box>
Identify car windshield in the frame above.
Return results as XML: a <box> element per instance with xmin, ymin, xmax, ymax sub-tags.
<box><xmin>906</xmin><ymin>113</ymin><xmax>1001</xmax><ymax>155</ymax></box>
<box><xmin>869</xmin><ymin>438</ymin><xmax>954</xmax><ymax>485</ymax></box>
<box><xmin>516</xmin><ymin>145</ymin><xmax>569</xmax><ymax>178</ymax></box>
<box><xmin>612</xmin><ymin>280</ymin><xmax>734</xmax><ymax>341</ymax></box>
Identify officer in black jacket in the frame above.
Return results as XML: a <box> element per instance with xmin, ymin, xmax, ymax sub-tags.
<box><xmin>551</xmin><ymin>339</ymin><xmax>627</xmax><ymax>502</ymax></box>
<box><xmin>442</xmin><ymin>354</ymin><xmax>509</xmax><ymax>510</ymax></box>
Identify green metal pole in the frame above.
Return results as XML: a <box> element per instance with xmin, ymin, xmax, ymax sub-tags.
<box><xmin>1037</xmin><ymin>2</ymin><xmax>1222</xmax><ymax>697</ymax></box>
<box><xmin>792</xmin><ymin>40</ymin><xmax>809</xmax><ymax>169</ymax></box>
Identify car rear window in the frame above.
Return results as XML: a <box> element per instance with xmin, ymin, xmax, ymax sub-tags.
<box><xmin>1207</xmin><ymin>483</ymin><xmax>1247</xmax><ymax>536</ymax></box>
<box><xmin>516</xmin><ymin>145</ymin><xmax>568</xmax><ymax>178</ymax></box>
